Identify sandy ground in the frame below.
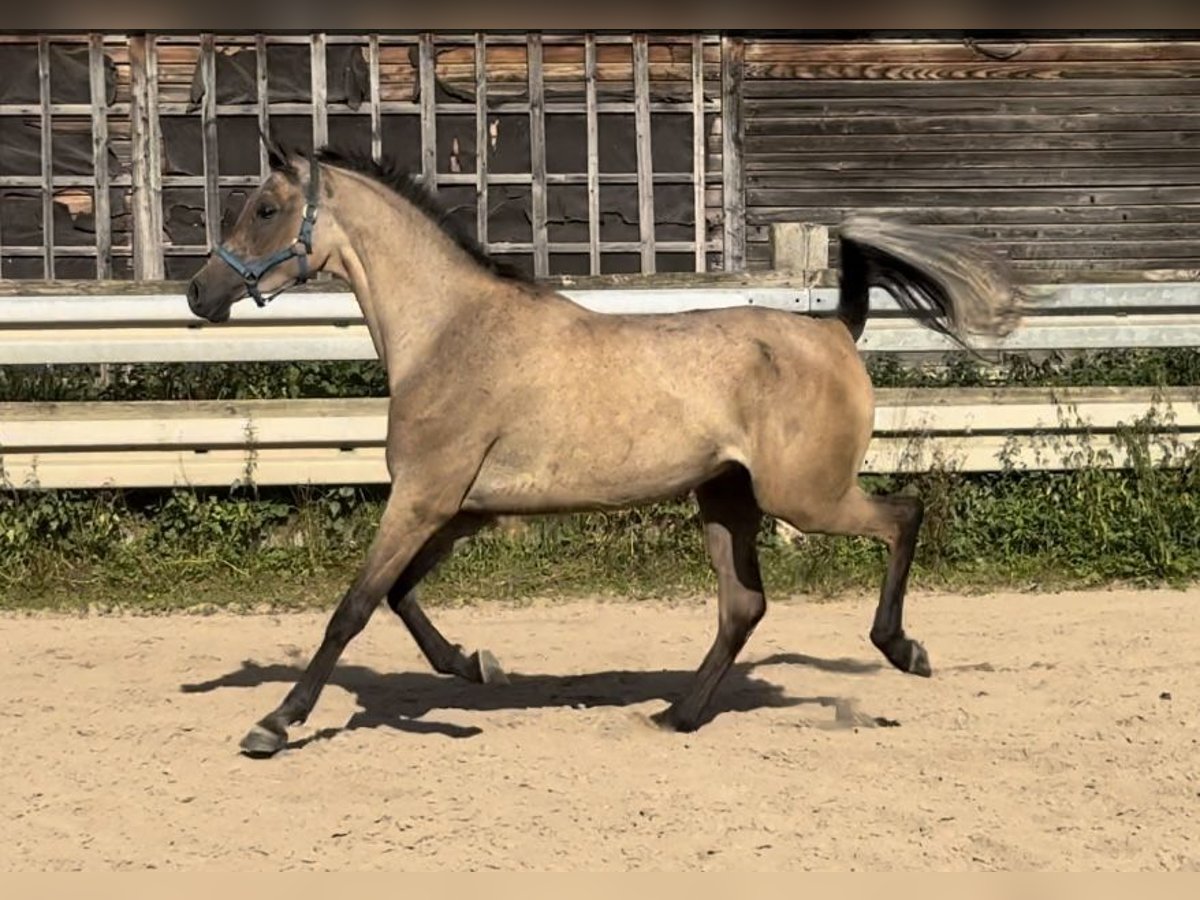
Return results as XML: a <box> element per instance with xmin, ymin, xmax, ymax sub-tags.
<box><xmin>1</xmin><ymin>588</ymin><xmax>1198</xmax><ymax>871</ymax></box>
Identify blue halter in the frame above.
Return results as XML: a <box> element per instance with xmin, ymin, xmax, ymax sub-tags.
<box><xmin>213</xmin><ymin>157</ymin><xmax>321</xmax><ymax>308</ymax></box>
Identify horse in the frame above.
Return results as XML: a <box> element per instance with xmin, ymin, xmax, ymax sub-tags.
<box><xmin>185</xmin><ymin>139</ymin><xmax>1025</xmax><ymax>758</ymax></box>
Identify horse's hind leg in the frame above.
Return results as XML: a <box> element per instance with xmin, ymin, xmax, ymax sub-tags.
<box><xmin>784</xmin><ymin>487</ymin><xmax>929</xmax><ymax>677</ymax></box>
<box><xmin>387</xmin><ymin>513</ymin><xmax>506</xmax><ymax>684</ymax></box>
<box><xmin>866</xmin><ymin>493</ymin><xmax>929</xmax><ymax>677</ymax></box>
<box><xmin>653</xmin><ymin>466</ymin><xmax>765</xmax><ymax>733</ymax></box>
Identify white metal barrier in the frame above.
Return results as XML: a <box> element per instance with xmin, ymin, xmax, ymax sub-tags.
<box><xmin>1</xmin><ymin>279</ymin><xmax>1199</xmax><ymax>364</ymax></box>
<box><xmin>0</xmin><ymin>277</ymin><xmax>1197</xmax><ymax>488</ymax></box>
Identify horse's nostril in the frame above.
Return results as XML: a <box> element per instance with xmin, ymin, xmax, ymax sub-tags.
<box><xmin>186</xmin><ymin>281</ymin><xmax>200</xmax><ymax>306</ymax></box>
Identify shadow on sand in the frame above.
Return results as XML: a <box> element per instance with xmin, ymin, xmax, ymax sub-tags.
<box><xmin>180</xmin><ymin>649</ymin><xmax>892</xmax><ymax>751</ymax></box>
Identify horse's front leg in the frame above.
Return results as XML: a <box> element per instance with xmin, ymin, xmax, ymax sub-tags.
<box><xmin>239</xmin><ymin>477</ymin><xmax>466</xmax><ymax>758</ymax></box>
<box><xmin>386</xmin><ymin>512</ymin><xmax>507</xmax><ymax>684</ymax></box>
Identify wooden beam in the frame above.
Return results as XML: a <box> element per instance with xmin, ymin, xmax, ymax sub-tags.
<box><xmin>691</xmin><ymin>34</ymin><xmax>707</xmax><ymax>273</ymax></box>
<box><xmin>88</xmin><ymin>34</ymin><xmax>112</xmax><ymax>280</ymax></box>
<box><xmin>633</xmin><ymin>34</ymin><xmax>656</xmax><ymax>274</ymax></box>
<box><xmin>128</xmin><ymin>34</ymin><xmax>164</xmax><ymax>281</ymax></box>
<box><xmin>199</xmin><ymin>34</ymin><xmax>221</xmax><ymax>252</ymax></box>
<box><xmin>310</xmin><ymin>32</ymin><xmax>328</xmax><ymax>149</ymax></box>
<box><xmin>256</xmin><ymin>34</ymin><xmax>270</xmax><ymax>177</ymax></box>
<box><xmin>419</xmin><ymin>33</ymin><xmax>437</xmax><ymax>191</ymax></box>
<box><xmin>37</xmin><ymin>36</ymin><xmax>54</xmax><ymax>279</ymax></box>
<box><xmin>528</xmin><ymin>34</ymin><xmax>549</xmax><ymax>277</ymax></box>
<box><xmin>585</xmin><ymin>35</ymin><xmax>601</xmax><ymax>275</ymax></box>
<box><xmin>720</xmin><ymin>35</ymin><xmax>746</xmax><ymax>273</ymax></box>
<box><xmin>369</xmin><ymin>34</ymin><xmax>382</xmax><ymax>164</ymax></box>
<box><xmin>769</xmin><ymin>223</ymin><xmax>828</xmax><ymax>284</ymax></box>
<box><xmin>474</xmin><ymin>33</ymin><xmax>489</xmax><ymax>248</ymax></box>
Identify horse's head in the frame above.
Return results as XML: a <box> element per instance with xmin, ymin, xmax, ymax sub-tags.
<box><xmin>186</xmin><ymin>139</ymin><xmax>328</xmax><ymax>323</ymax></box>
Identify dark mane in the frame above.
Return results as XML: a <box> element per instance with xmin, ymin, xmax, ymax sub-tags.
<box><xmin>313</xmin><ymin>145</ymin><xmax>533</xmax><ymax>284</ymax></box>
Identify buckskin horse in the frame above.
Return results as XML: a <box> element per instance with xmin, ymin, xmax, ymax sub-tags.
<box><xmin>185</xmin><ymin>140</ymin><xmax>1025</xmax><ymax>758</ymax></box>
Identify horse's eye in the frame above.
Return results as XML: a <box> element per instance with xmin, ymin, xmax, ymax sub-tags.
<box><xmin>257</xmin><ymin>204</ymin><xmax>278</xmax><ymax>221</ymax></box>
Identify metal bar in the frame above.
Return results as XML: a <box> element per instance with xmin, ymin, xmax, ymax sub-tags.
<box><xmin>633</xmin><ymin>34</ymin><xmax>655</xmax><ymax>274</ymax></box>
<box><xmin>720</xmin><ymin>35</ymin><xmax>746</xmax><ymax>273</ymax></box>
<box><xmin>474</xmin><ymin>33</ymin><xmax>488</xmax><ymax>248</ymax></box>
<box><xmin>5</xmin><ymin>281</ymin><xmax>1200</xmax><ymax>318</ymax></box>
<box><xmin>256</xmin><ymin>34</ymin><xmax>270</xmax><ymax>175</ymax></box>
<box><xmin>368</xmin><ymin>34</ymin><xmax>382</xmax><ymax>163</ymax></box>
<box><xmin>88</xmin><ymin>34</ymin><xmax>112</xmax><ymax>280</ymax></box>
<box><xmin>691</xmin><ymin>34</ymin><xmax>707</xmax><ymax>273</ymax></box>
<box><xmin>38</xmin><ymin>36</ymin><xmax>55</xmax><ymax>279</ymax></box>
<box><xmin>3</xmin><ymin>315</ymin><xmax>1198</xmax><ymax>367</ymax></box>
<box><xmin>585</xmin><ymin>34</ymin><xmax>600</xmax><ymax>275</ymax></box>
<box><xmin>528</xmin><ymin>34</ymin><xmax>549</xmax><ymax>277</ymax></box>
<box><xmin>310</xmin><ymin>32</ymin><xmax>328</xmax><ymax>149</ymax></box>
<box><xmin>199</xmin><ymin>34</ymin><xmax>221</xmax><ymax>252</ymax></box>
<box><xmin>419</xmin><ymin>32</ymin><xmax>437</xmax><ymax>191</ymax></box>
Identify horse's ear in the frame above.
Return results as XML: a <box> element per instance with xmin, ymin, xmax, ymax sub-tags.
<box><xmin>259</xmin><ymin>128</ymin><xmax>292</xmax><ymax>174</ymax></box>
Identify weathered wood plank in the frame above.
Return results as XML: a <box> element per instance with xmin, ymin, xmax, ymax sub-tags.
<box><xmin>721</xmin><ymin>35</ymin><xmax>745</xmax><ymax>272</ymax></box>
<box><xmin>128</xmin><ymin>35</ymin><xmax>164</xmax><ymax>281</ymax></box>
<box><xmin>88</xmin><ymin>34</ymin><xmax>112</xmax><ymax>280</ymax></box>
<box><xmin>633</xmin><ymin>34</ymin><xmax>656</xmax><ymax>274</ymax></box>
<box><xmin>528</xmin><ymin>34</ymin><xmax>549</xmax><ymax>277</ymax></box>
<box><xmin>256</xmin><ymin>34</ymin><xmax>270</xmax><ymax>175</ymax></box>
<box><xmin>744</xmin><ymin>149</ymin><xmax>1200</xmax><ymax>171</ymax></box>
<box><xmin>743</xmin><ymin>77</ymin><xmax>1200</xmax><ymax>99</ymax></box>
<box><xmin>743</xmin><ymin>62</ymin><xmax>1200</xmax><ymax>82</ymax></box>
<box><xmin>745</xmin><ymin>112</ymin><xmax>1200</xmax><ymax>135</ymax></box>
<box><xmin>746</xmin><ymin>167</ymin><xmax>1200</xmax><ymax>189</ymax></box>
<box><xmin>37</xmin><ymin>36</ymin><xmax>54</xmax><ymax>279</ymax></box>
<box><xmin>747</xmin><ymin>204</ymin><xmax>1200</xmax><ymax>226</ymax></box>
<box><xmin>691</xmin><ymin>34</ymin><xmax>706</xmax><ymax>273</ymax></box>
<box><xmin>310</xmin><ymin>32</ymin><xmax>328</xmax><ymax>149</ymax></box>
<box><xmin>585</xmin><ymin>34</ymin><xmax>601</xmax><ymax>274</ymax></box>
<box><xmin>474</xmin><ymin>33</ymin><xmax>488</xmax><ymax>247</ymax></box>
<box><xmin>744</xmin><ymin>40</ymin><xmax>1200</xmax><ymax>63</ymax></box>
<box><xmin>769</xmin><ymin>222</ymin><xmax>828</xmax><ymax>280</ymax></box>
<box><xmin>747</xmin><ymin>186</ymin><xmax>1200</xmax><ymax>208</ymax></box>
<box><xmin>745</xmin><ymin>96</ymin><xmax>1200</xmax><ymax>118</ymax></box>
<box><xmin>750</xmin><ymin>221</ymin><xmax>1200</xmax><ymax>244</ymax></box>
<box><xmin>369</xmin><ymin>34</ymin><xmax>382</xmax><ymax>164</ymax></box>
<box><xmin>199</xmin><ymin>34</ymin><xmax>221</xmax><ymax>252</ymax></box>
<box><xmin>419</xmin><ymin>32</ymin><xmax>437</xmax><ymax>191</ymax></box>
<box><xmin>744</xmin><ymin>130</ymin><xmax>1200</xmax><ymax>152</ymax></box>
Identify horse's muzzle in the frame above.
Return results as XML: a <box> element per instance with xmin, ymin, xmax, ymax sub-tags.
<box><xmin>186</xmin><ymin>267</ymin><xmax>237</xmax><ymax>323</ymax></box>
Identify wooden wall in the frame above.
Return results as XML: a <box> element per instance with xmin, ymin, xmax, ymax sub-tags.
<box><xmin>741</xmin><ymin>37</ymin><xmax>1200</xmax><ymax>276</ymax></box>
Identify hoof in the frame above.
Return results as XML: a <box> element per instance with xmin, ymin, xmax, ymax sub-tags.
<box><xmin>472</xmin><ymin>649</ymin><xmax>509</xmax><ymax>685</ymax></box>
<box><xmin>239</xmin><ymin>723</ymin><xmax>287</xmax><ymax>759</ymax></box>
<box><xmin>907</xmin><ymin>640</ymin><xmax>932</xmax><ymax>678</ymax></box>
<box><xmin>875</xmin><ymin>633</ymin><xmax>933</xmax><ymax>678</ymax></box>
<box><xmin>649</xmin><ymin>707</ymin><xmax>698</xmax><ymax>733</ymax></box>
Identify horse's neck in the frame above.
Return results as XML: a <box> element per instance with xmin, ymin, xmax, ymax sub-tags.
<box><xmin>328</xmin><ymin>187</ymin><xmax>499</xmax><ymax>381</ymax></box>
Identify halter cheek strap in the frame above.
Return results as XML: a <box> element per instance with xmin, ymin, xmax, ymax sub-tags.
<box><xmin>213</xmin><ymin>155</ymin><xmax>322</xmax><ymax>308</ymax></box>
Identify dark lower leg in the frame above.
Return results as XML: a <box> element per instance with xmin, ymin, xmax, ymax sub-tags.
<box><xmin>241</xmin><ymin>572</ymin><xmax>385</xmax><ymax>756</ymax></box>
<box><xmin>657</xmin><ymin>468</ymin><xmax>765</xmax><ymax>732</ymax></box>
<box><xmin>868</xmin><ymin>495</ymin><xmax>930</xmax><ymax>677</ymax></box>
<box><xmin>240</xmin><ymin>500</ymin><xmax>446</xmax><ymax>758</ymax></box>
<box><xmin>386</xmin><ymin>514</ymin><xmax>503</xmax><ymax>683</ymax></box>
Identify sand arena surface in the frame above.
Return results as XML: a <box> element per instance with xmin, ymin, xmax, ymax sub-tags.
<box><xmin>1</xmin><ymin>588</ymin><xmax>1197</xmax><ymax>871</ymax></box>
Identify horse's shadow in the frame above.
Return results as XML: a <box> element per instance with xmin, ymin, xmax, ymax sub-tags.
<box><xmin>180</xmin><ymin>651</ymin><xmax>887</xmax><ymax>751</ymax></box>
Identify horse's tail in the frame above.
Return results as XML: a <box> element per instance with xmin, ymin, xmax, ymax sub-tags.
<box><xmin>834</xmin><ymin>215</ymin><xmax>1027</xmax><ymax>347</ymax></box>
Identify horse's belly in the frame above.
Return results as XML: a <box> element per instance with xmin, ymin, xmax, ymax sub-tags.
<box><xmin>461</xmin><ymin>435</ymin><xmax>730</xmax><ymax>515</ymax></box>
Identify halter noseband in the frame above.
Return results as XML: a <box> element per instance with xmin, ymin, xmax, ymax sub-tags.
<box><xmin>213</xmin><ymin>156</ymin><xmax>321</xmax><ymax>308</ymax></box>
